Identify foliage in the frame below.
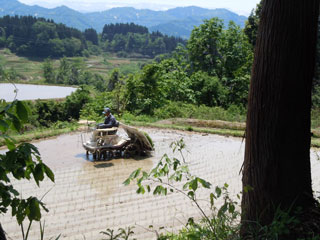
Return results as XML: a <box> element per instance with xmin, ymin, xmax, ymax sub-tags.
<box><xmin>243</xmin><ymin>1</ymin><xmax>263</xmax><ymax>47</ymax></box>
<box><xmin>44</xmin><ymin>57</ymin><xmax>107</xmax><ymax>91</ymax></box>
<box><xmin>100</xmin><ymin>227</ymin><xmax>136</xmax><ymax>240</ymax></box>
<box><xmin>188</xmin><ymin>19</ymin><xmax>252</xmax><ymax>106</ymax></box>
<box><xmin>102</xmin><ymin>23</ymin><xmax>148</xmax><ymax>41</ymax></box>
<box><xmin>64</xmin><ymin>86</ymin><xmax>91</xmax><ymax>120</ymax></box>
<box><xmin>153</xmin><ymin>102</ymin><xmax>246</xmax><ymax>122</ymax></box>
<box><xmin>125</xmin><ymin>64</ymin><xmax>165</xmax><ymax>114</ymax></box>
<box><xmin>32</xmin><ymin>100</ymin><xmax>66</xmax><ymax>127</ymax></box>
<box><xmin>189</xmin><ymin>71</ymin><xmax>226</xmax><ymax>106</ymax></box>
<box><xmin>122</xmin><ymin>18</ymin><xmax>252</xmax><ymax>113</ymax></box>
<box><xmin>110</xmin><ymin>82</ymin><xmax>127</xmax><ymax>114</ymax></box>
<box><xmin>0</xmin><ymin>99</ymin><xmax>54</xmax><ymax>237</ymax></box>
<box><xmin>187</xmin><ymin>18</ymin><xmax>224</xmax><ymax>75</ymax></box>
<box><xmin>0</xmin><ymin>15</ymin><xmax>85</xmax><ymax>58</ymax></box>
<box><xmin>80</xmin><ymin>91</ymin><xmax>113</xmax><ymax>121</ymax></box>
<box><xmin>84</xmin><ymin>28</ymin><xmax>98</xmax><ymax>45</ymax></box>
<box><xmin>122</xmin><ymin>139</ymin><xmax>319</xmax><ymax>239</ymax></box>
<box><xmin>124</xmin><ymin>139</ymin><xmax>240</xmax><ymax>240</ymax></box>
<box><xmin>101</xmin><ymin>23</ymin><xmax>186</xmax><ymax>58</ymax></box>
<box><xmin>120</xmin><ymin>112</ymin><xmax>157</xmax><ymax>123</ymax></box>
<box><xmin>108</xmin><ymin>68</ymin><xmax>120</xmax><ymax>92</ymax></box>
<box><xmin>42</xmin><ymin>58</ymin><xmax>55</xmax><ymax>84</ymax></box>
<box><xmin>22</xmin><ymin>87</ymin><xmax>92</xmax><ymax>128</ymax></box>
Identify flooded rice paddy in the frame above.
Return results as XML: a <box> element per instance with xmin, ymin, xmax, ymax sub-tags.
<box><xmin>0</xmin><ymin>83</ymin><xmax>76</xmax><ymax>101</ymax></box>
<box><xmin>2</xmin><ymin>128</ymin><xmax>320</xmax><ymax>239</ymax></box>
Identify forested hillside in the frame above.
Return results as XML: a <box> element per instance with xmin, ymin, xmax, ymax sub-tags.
<box><xmin>0</xmin><ymin>0</ymin><xmax>246</xmax><ymax>38</ymax></box>
<box><xmin>0</xmin><ymin>15</ymin><xmax>86</xmax><ymax>57</ymax></box>
<box><xmin>101</xmin><ymin>23</ymin><xmax>185</xmax><ymax>57</ymax></box>
<box><xmin>0</xmin><ymin>16</ymin><xmax>185</xmax><ymax>58</ymax></box>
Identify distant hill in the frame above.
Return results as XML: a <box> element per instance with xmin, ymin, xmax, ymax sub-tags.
<box><xmin>0</xmin><ymin>0</ymin><xmax>247</xmax><ymax>38</ymax></box>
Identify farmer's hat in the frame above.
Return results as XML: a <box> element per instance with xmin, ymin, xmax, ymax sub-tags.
<box><xmin>102</xmin><ymin>107</ymin><xmax>111</xmax><ymax>114</ymax></box>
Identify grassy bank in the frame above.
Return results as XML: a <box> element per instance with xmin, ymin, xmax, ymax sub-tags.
<box><xmin>124</xmin><ymin>118</ymin><xmax>320</xmax><ymax>149</ymax></box>
<box><xmin>2</xmin><ymin>117</ymin><xmax>320</xmax><ymax>149</ymax></box>
<box><xmin>0</xmin><ymin>122</ymin><xmax>79</xmax><ymax>147</ymax></box>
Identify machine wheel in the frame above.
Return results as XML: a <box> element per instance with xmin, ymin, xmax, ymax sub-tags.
<box><xmin>124</xmin><ymin>143</ymin><xmax>140</xmax><ymax>157</ymax></box>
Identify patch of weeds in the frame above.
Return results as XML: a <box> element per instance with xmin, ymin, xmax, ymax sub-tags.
<box><xmin>124</xmin><ymin>138</ymin><xmax>240</xmax><ymax>240</ymax></box>
<box><xmin>185</xmin><ymin>126</ymin><xmax>193</xmax><ymax>131</ymax></box>
<box><xmin>100</xmin><ymin>227</ymin><xmax>136</xmax><ymax>240</ymax></box>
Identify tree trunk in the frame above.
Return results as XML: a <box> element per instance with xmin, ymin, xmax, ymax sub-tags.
<box><xmin>241</xmin><ymin>0</ymin><xmax>319</xmax><ymax>237</ymax></box>
<box><xmin>0</xmin><ymin>224</ymin><xmax>7</xmax><ymax>240</ymax></box>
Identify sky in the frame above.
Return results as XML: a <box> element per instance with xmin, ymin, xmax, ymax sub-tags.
<box><xmin>18</xmin><ymin>0</ymin><xmax>260</xmax><ymax>16</ymax></box>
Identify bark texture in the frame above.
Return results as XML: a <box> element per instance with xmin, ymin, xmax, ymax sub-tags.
<box><xmin>241</xmin><ymin>0</ymin><xmax>320</xmax><ymax>235</ymax></box>
<box><xmin>0</xmin><ymin>224</ymin><xmax>6</xmax><ymax>240</ymax></box>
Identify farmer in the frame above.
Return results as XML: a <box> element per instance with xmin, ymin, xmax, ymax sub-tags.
<box><xmin>98</xmin><ymin>107</ymin><xmax>117</xmax><ymax>129</ymax></box>
<box><xmin>91</xmin><ymin>108</ymin><xmax>118</xmax><ymax>142</ymax></box>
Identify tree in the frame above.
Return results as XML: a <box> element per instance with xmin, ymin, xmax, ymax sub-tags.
<box><xmin>108</xmin><ymin>69</ymin><xmax>120</xmax><ymax>92</ymax></box>
<box><xmin>187</xmin><ymin>18</ymin><xmax>223</xmax><ymax>75</ymax></box>
<box><xmin>84</xmin><ymin>28</ymin><xmax>98</xmax><ymax>45</ymax></box>
<box><xmin>42</xmin><ymin>58</ymin><xmax>55</xmax><ymax>84</ymax></box>
<box><xmin>64</xmin><ymin>86</ymin><xmax>91</xmax><ymax>120</ymax></box>
<box><xmin>56</xmin><ymin>57</ymin><xmax>70</xmax><ymax>84</ymax></box>
<box><xmin>190</xmin><ymin>71</ymin><xmax>226</xmax><ymax>107</ymax></box>
<box><xmin>241</xmin><ymin>0</ymin><xmax>319</xmax><ymax>238</ymax></box>
<box><xmin>243</xmin><ymin>1</ymin><xmax>263</xmax><ymax>47</ymax></box>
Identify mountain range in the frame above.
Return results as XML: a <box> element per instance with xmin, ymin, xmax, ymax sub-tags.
<box><xmin>0</xmin><ymin>0</ymin><xmax>247</xmax><ymax>38</ymax></box>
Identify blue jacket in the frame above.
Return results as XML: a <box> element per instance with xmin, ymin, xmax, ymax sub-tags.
<box><xmin>98</xmin><ymin>114</ymin><xmax>117</xmax><ymax>128</ymax></box>
<box><xmin>97</xmin><ymin>114</ymin><xmax>117</xmax><ymax>129</ymax></box>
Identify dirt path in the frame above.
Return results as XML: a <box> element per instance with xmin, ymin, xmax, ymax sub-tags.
<box><xmin>2</xmin><ymin>128</ymin><xmax>320</xmax><ymax>239</ymax></box>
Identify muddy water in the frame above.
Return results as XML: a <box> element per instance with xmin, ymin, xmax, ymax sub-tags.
<box><xmin>2</xmin><ymin>128</ymin><xmax>320</xmax><ymax>240</ymax></box>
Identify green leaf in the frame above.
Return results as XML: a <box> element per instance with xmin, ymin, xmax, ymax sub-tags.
<box><xmin>136</xmin><ymin>186</ymin><xmax>145</xmax><ymax>194</ymax></box>
<box><xmin>11</xmin><ymin>114</ymin><xmax>21</xmax><ymax>132</ymax></box>
<box><xmin>210</xmin><ymin>193</ymin><xmax>215</xmax><ymax>207</ymax></box>
<box><xmin>218</xmin><ymin>203</ymin><xmax>228</xmax><ymax>218</ymax></box>
<box><xmin>39</xmin><ymin>201</ymin><xmax>49</xmax><ymax>213</ymax></box>
<box><xmin>123</xmin><ymin>178</ymin><xmax>131</xmax><ymax>186</ymax></box>
<box><xmin>187</xmin><ymin>191</ymin><xmax>195</xmax><ymax>199</ymax></box>
<box><xmin>190</xmin><ymin>179</ymin><xmax>198</xmax><ymax>191</ymax></box>
<box><xmin>163</xmin><ymin>164</ymin><xmax>169</xmax><ymax>174</ymax></box>
<box><xmin>33</xmin><ymin>164</ymin><xmax>44</xmax><ymax>186</ymax></box>
<box><xmin>4</xmin><ymin>137</ymin><xmax>15</xmax><ymax>151</ymax></box>
<box><xmin>215</xmin><ymin>186</ymin><xmax>222</xmax><ymax>197</ymax></box>
<box><xmin>197</xmin><ymin>178</ymin><xmax>211</xmax><ymax>189</ymax></box>
<box><xmin>28</xmin><ymin>198</ymin><xmax>41</xmax><ymax>221</ymax></box>
<box><xmin>243</xmin><ymin>185</ymin><xmax>254</xmax><ymax>193</ymax></box>
<box><xmin>129</xmin><ymin>168</ymin><xmax>141</xmax><ymax>179</ymax></box>
<box><xmin>142</xmin><ymin>171</ymin><xmax>148</xmax><ymax>179</ymax></box>
<box><xmin>24</xmin><ymin>143</ymin><xmax>40</xmax><ymax>156</ymax></box>
<box><xmin>43</xmin><ymin>164</ymin><xmax>54</xmax><ymax>182</ymax></box>
<box><xmin>229</xmin><ymin>203</ymin><xmax>235</xmax><ymax>214</ymax></box>
<box><xmin>153</xmin><ymin>186</ymin><xmax>162</xmax><ymax>195</ymax></box>
<box><xmin>16</xmin><ymin>101</ymin><xmax>28</xmax><ymax>123</ymax></box>
<box><xmin>0</xmin><ymin>119</ymin><xmax>9</xmax><ymax>132</ymax></box>
<box><xmin>162</xmin><ymin>187</ymin><xmax>167</xmax><ymax>196</ymax></box>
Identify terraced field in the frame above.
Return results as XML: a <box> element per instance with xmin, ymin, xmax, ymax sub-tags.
<box><xmin>0</xmin><ymin>49</ymin><xmax>150</xmax><ymax>83</ymax></box>
<box><xmin>2</xmin><ymin>128</ymin><xmax>320</xmax><ymax>239</ymax></box>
